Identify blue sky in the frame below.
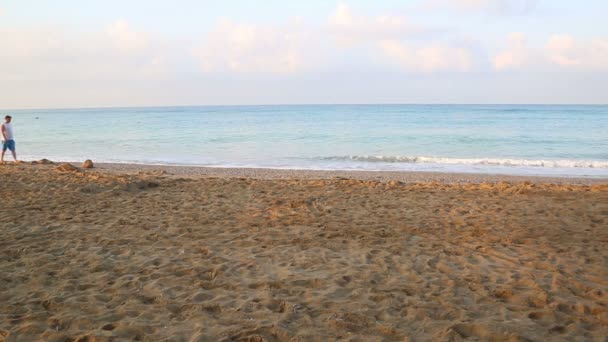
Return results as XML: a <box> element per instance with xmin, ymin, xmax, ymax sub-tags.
<box><xmin>1</xmin><ymin>0</ymin><xmax>607</xmax><ymax>108</ymax></box>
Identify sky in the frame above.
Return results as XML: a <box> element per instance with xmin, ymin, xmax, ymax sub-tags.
<box><xmin>1</xmin><ymin>0</ymin><xmax>608</xmax><ymax>109</ymax></box>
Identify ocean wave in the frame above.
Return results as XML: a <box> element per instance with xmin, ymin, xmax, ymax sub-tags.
<box><xmin>321</xmin><ymin>156</ymin><xmax>608</xmax><ymax>169</ymax></box>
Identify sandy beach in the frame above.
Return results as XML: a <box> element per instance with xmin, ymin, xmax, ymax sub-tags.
<box><xmin>0</xmin><ymin>161</ymin><xmax>607</xmax><ymax>341</ymax></box>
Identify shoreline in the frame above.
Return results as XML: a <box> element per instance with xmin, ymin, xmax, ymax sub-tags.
<box><xmin>95</xmin><ymin>162</ymin><xmax>608</xmax><ymax>185</ymax></box>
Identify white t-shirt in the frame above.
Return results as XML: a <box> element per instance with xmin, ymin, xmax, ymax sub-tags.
<box><xmin>2</xmin><ymin>122</ymin><xmax>14</xmax><ymax>140</ymax></box>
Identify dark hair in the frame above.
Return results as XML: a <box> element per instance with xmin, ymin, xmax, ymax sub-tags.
<box><xmin>5</xmin><ymin>115</ymin><xmax>11</xmax><ymax>119</ymax></box>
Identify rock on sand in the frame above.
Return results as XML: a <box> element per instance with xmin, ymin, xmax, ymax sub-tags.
<box><xmin>82</xmin><ymin>159</ymin><xmax>94</xmax><ymax>168</ymax></box>
<box><xmin>56</xmin><ymin>162</ymin><xmax>81</xmax><ymax>172</ymax></box>
<box><xmin>31</xmin><ymin>158</ymin><xmax>54</xmax><ymax>165</ymax></box>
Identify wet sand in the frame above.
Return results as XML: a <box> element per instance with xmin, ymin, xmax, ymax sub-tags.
<box><xmin>95</xmin><ymin>163</ymin><xmax>607</xmax><ymax>185</ymax></box>
<box><xmin>0</xmin><ymin>162</ymin><xmax>607</xmax><ymax>341</ymax></box>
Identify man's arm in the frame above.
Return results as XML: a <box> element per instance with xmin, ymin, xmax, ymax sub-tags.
<box><xmin>1</xmin><ymin>124</ymin><xmax>6</xmax><ymax>141</ymax></box>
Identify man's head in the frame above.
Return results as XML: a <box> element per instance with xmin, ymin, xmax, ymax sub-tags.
<box><xmin>4</xmin><ymin>115</ymin><xmax>11</xmax><ymax>123</ymax></box>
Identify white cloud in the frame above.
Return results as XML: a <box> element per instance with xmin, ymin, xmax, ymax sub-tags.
<box><xmin>426</xmin><ymin>0</ymin><xmax>489</xmax><ymax>10</ymax></box>
<box><xmin>329</xmin><ymin>3</ymin><xmax>422</xmax><ymax>47</ymax></box>
<box><xmin>105</xmin><ymin>20</ymin><xmax>150</xmax><ymax>54</ymax></box>
<box><xmin>425</xmin><ymin>0</ymin><xmax>538</xmax><ymax>15</ymax></box>
<box><xmin>0</xmin><ymin>21</ymin><xmax>169</xmax><ymax>82</ymax></box>
<box><xmin>493</xmin><ymin>32</ymin><xmax>528</xmax><ymax>70</ymax></box>
<box><xmin>545</xmin><ymin>35</ymin><xmax>579</xmax><ymax>66</ymax></box>
<box><xmin>328</xmin><ymin>4</ymin><xmax>474</xmax><ymax>72</ymax></box>
<box><xmin>142</xmin><ymin>3</ymin><xmax>485</xmax><ymax>76</ymax></box>
<box><xmin>196</xmin><ymin>18</ymin><xmax>312</xmax><ymax>74</ymax></box>
<box><xmin>379</xmin><ymin>40</ymin><xmax>472</xmax><ymax>72</ymax></box>
<box><xmin>492</xmin><ymin>33</ymin><xmax>608</xmax><ymax>71</ymax></box>
<box><xmin>544</xmin><ymin>35</ymin><xmax>608</xmax><ymax>70</ymax></box>
<box><xmin>194</xmin><ymin>5</ymin><xmax>473</xmax><ymax>75</ymax></box>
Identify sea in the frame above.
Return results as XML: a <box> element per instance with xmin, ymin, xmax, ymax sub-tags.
<box><xmin>5</xmin><ymin>104</ymin><xmax>608</xmax><ymax>178</ymax></box>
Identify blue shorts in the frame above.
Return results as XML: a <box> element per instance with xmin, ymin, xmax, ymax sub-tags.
<box><xmin>2</xmin><ymin>140</ymin><xmax>15</xmax><ymax>152</ymax></box>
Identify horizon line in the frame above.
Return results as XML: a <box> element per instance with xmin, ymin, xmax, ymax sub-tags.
<box><xmin>3</xmin><ymin>102</ymin><xmax>608</xmax><ymax>112</ymax></box>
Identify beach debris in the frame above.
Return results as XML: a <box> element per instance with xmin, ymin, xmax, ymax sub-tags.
<box><xmin>56</xmin><ymin>162</ymin><xmax>81</xmax><ymax>172</ymax></box>
<box><xmin>124</xmin><ymin>180</ymin><xmax>160</xmax><ymax>191</ymax></box>
<box><xmin>81</xmin><ymin>159</ymin><xmax>94</xmax><ymax>168</ymax></box>
<box><xmin>138</xmin><ymin>170</ymin><xmax>168</xmax><ymax>176</ymax></box>
<box><xmin>386</xmin><ymin>180</ymin><xmax>404</xmax><ymax>188</ymax></box>
<box><xmin>31</xmin><ymin>158</ymin><xmax>54</xmax><ymax>165</ymax></box>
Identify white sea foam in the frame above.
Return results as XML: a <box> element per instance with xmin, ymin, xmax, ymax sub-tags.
<box><xmin>323</xmin><ymin>156</ymin><xmax>608</xmax><ymax>169</ymax></box>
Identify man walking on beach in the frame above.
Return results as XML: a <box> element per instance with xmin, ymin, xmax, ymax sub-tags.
<box><xmin>1</xmin><ymin>115</ymin><xmax>17</xmax><ymax>162</ymax></box>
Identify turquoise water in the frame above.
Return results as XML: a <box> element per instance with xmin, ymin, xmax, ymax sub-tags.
<box><xmin>5</xmin><ymin>104</ymin><xmax>608</xmax><ymax>177</ymax></box>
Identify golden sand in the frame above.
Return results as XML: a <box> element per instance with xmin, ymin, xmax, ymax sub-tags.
<box><xmin>0</xmin><ymin>163</ymin><xmax>607</xmax><ymax>341</ymax></box>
